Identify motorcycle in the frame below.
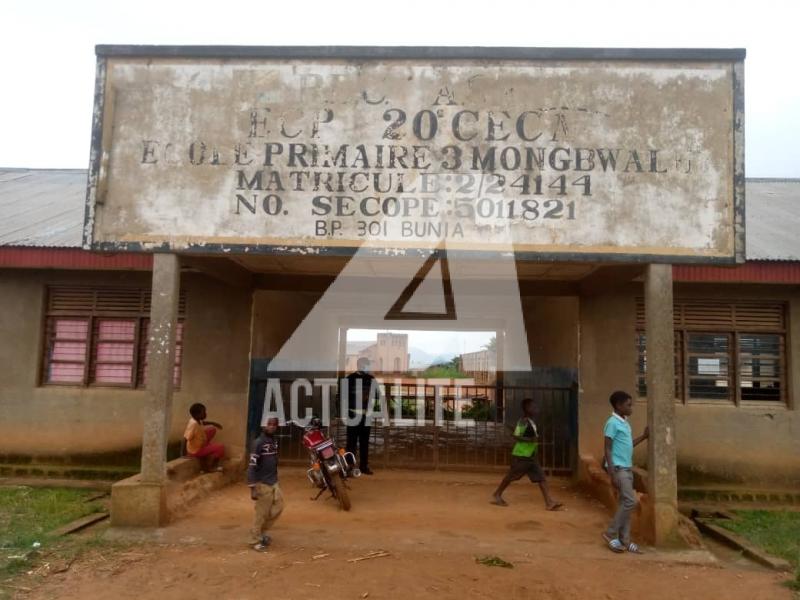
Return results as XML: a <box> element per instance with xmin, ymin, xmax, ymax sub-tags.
<box><xmin>301</xmin><ymin>417</ymin><xmax>360</xmax><ymax>511</ymax></box>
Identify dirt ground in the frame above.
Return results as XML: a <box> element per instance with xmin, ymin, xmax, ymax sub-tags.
<box><xmin>21</xmin><ymin>468</ymin><xmax>795</xmax><ymax>600</ymax></box>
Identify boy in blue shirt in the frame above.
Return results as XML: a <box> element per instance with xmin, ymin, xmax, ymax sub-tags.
<box><xmin>602</xmin><ymin>390</ymin><xmax>649</xmax><ymax>554</ymax></box>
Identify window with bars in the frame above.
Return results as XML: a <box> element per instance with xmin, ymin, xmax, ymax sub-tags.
<box><xmin>636</xmin><ymin>331</ymin><xmax>683</xmax><ymax>398</ymax></box>
<box><xmin>42</xmin><ymin>286</ymin><xmax>186</xmax><ymax>389</ymax></box>
<box><xmin>636</xmin><ymin>300</ymin><xmax>787</xmax><ymax>405</ymax></box>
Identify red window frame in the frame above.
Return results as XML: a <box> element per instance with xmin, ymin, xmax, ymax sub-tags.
<box><xmin>42</xmin><ymin>286</ymin><xmax>185</xmax><ymax>389</ymax></box>
<box><xmin>44</xmin><ymin>318</ymin><xmax>90</xmax><ymax>385</ymax></box>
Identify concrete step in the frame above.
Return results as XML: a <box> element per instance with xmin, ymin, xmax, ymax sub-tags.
<box><xmin>0</xmin><ymin>462</ymin><xmax>138</xmax><ymax>482</ymax></box>
<box><xmin>111</xmin><ymin>455</ymin><xmax>245</xmax><ymax>526</ymax></box>
<box><xmin>166</xmin><ymin>454</ymin><xmax>246</xmax><ymax>483</ymax></box>
<box><xmin>0</xmin><ymin>476</ymin><xmax>113</xmax><ymax>490</ymax></box>
<box><xmin>166</xmin><ymin>456</ymin><xmax>204</xmax><ymax>483</ymax></box>
<box><xmin>679</xmin><ymin>486</ymin><xmax>800</xmax><ymax>505</ymax></box>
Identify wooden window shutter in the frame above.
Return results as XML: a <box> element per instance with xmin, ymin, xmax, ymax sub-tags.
<box><xmin>47</xmin><ymin>286</ymin><xmax>95</xmax><ymax>313</ymax></box>
<box><xmin>47</xmin><ymin>286</ymin><xmax>186</xmax><ymax>316</ymax></box>
<box><xmin>681</xmin><ymin>302</ymin><xmax>733</xmax><ymax>329</ymax></box>
<box><xmin>731</xmin><ymin>302</ymin><xmax>785</xmax><ymax>330</ymax></box>
<box><xmin>94</xmin><ymin>288</ymin><xmax>147</xmax><ymax>314</ymax></box>
<box><xmin>635</xmin><ymin>299</ymin><xmax>784</xmax><ymax>331</ymax></box>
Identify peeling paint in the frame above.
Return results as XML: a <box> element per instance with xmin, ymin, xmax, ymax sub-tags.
<box><xmin>86</xmin><ymin>52</ymin><xmax>743</xmax><ymax>263</ymax></box>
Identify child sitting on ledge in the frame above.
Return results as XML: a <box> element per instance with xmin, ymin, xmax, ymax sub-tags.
<box><xmin>183</xmin><ymin>402</ymin><xmax>225</xmax><ymax>472</ymax></box>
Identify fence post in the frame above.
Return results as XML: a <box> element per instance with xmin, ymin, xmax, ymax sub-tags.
<box><xmin>569</xmin><ymin>383</ymin><xmax>579</xmax><ymax>476</ymax></box>
<box><xmin>432</xmin><ymin>425</ymin><xmax>439</xmax><ymax>469</ymax></box>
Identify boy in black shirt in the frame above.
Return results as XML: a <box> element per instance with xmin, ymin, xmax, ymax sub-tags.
<box><xmin>248</xmin><ymin>417</ymin><xmax>283</xmax><ymax>552</ymax></box>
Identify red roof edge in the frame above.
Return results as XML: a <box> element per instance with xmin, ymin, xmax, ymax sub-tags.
<box><xmin>0</xmin><ymin>248</ymin><xmax>153</xmax><ymax>270</ymax></box>
<box><xmin>674</xmin><ymin>262</ymin><xmax>800</xmax><ymax>284</ymax></box>
<box><xmin>1</xmin><ymin>248</ymin><xmax>798</xmax><ymax>283</ymax></box>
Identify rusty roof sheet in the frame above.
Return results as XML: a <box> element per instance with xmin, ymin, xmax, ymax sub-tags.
<box><xmin>0</xmin><ymin>168</ymin><xmax>798</xmax><ymax>260</ymax></box>
<box><xmin>746</xmin><ymin>179</ymin><xmax>800</xmax><ymax>261</ymax></box>
<box><xmin>0</xmin><ymin>168</ymin><xmax>86</xmax><ymax>248</ymax></box>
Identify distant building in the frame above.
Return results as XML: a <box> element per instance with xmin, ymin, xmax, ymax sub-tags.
<box><xmin>458</xmin><ymin>349</ymin><xmax>497</xmax><ymax>384</ymax></box>
<box><xmin>345</xmin><ymin>332</ymin><xmax>409</xmax><ymax>373</ymax></box>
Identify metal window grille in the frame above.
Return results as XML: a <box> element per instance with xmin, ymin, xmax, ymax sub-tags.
<box><xmin>636</xmin><ymin>299</ymin><xmax>787</xmax><ymax>405</ymax></box>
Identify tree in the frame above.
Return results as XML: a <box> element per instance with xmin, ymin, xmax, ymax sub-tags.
<box><xmin>422</xmin><ymin>359</ymin><xmax>468</xmax><ymax>379</ymax></box>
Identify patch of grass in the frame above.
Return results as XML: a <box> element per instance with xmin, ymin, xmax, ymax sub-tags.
<box><xmin>715</xmin><ymin>510</ymin><xmax>800</xmax><ymax>591</ymax></box>
<box><xmin>0</xmin><ymin>486</ymin><xmax>105</xmax><ymax>581</ymax></box>
<box><xmin>475</xmin><ymin>555</ymin><xmax>514</xmax><ymax>568</ymax></box>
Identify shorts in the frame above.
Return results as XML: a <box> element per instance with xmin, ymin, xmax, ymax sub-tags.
<box><xmin>507</xmin><ymin>455</ymin><xmax>545</xmax><ymax>483</ymax></box>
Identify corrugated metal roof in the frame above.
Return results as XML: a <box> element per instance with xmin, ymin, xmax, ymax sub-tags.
<box><xmin>745</xmin><ymin>179</ymin><xmax>800</xmax><ymax>261</ymax></box>
<box><xmin>0</xmin><ymin>168</ymin><xmax>86</xmax><ymax>248</ymax></box>
<box><xmin>0</xmin><ymin>169</ymin><xmax>798</xmax><ymax>260</ymax></box>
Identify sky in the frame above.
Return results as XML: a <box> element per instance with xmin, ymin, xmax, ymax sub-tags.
<box><xmin>1</xmin><ymin>0</ymin><xmax>799</xmax><ymax>177</ymax></box>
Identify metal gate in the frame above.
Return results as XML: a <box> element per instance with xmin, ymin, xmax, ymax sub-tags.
<box><xmin>247</xmin><ymin>360</ymin><xmax>578</xmax><ymax>475</ymax></box>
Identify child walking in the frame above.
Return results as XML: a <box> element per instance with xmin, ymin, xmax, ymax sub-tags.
<box><xmin>491</xmin><ymin>397</ymin><xmax>563</xmax><ymax>510</ymax></box>
<box><xmin>248</xmin><ymin>417</ymin><xmax>284</xmax><ymax>552</ymax></box>
<box><xmin>602</xmin><ymin>390</ymin><xmax>649</xmax><ymax>554</ymax></box>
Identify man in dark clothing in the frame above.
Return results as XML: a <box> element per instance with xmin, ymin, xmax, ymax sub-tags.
<box><xmin>343</xmin><ymin>357</ymin><xmax>377</xmax><ymax>475</ymax></box>
<box><xmin>248</xmin><ymin>416</ymin><xmax>283</xmax><ymax>552</ymax></box>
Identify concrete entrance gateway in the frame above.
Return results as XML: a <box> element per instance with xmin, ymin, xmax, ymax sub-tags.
<box><xmin>83</xmin><ymin>46</ymin><xmax>745</xmax><ymax>546</ymax></box>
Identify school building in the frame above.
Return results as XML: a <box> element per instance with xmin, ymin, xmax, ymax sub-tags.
<box><xmin>344</xmin><ymin>333</ymin><xmax>410</xmax><ymax>373</ymax></box>
<box><xmin>2</xmin><ymin>45</ymin><xmax>796</xmax><ymax>543</ymax></box>
<box><xmin>2</xmin><ymin>170</ymin><xmax>798</xmax><ymax>496</ymax></box>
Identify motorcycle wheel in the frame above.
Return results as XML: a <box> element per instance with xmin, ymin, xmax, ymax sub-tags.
<box><xmin>330</xmin><ymin>475</ymin><xmax>351</xmax><ymax>511</ymax></box>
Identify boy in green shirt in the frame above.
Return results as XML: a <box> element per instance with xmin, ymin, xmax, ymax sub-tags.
<box><xmin>491</xmin><ymin>398</ymin><xmax>563</xmax><ymax>510</ymax></box>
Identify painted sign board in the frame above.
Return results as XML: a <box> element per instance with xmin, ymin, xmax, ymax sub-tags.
<box><xmin>84</xmin><ymin>46</ymin><xmax>745</xmax><ymax>263</ymax></box>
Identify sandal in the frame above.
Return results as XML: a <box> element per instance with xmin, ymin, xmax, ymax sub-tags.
<box><xmin>626</xmin><ymin>542</ymin><xmax>643</xmax><ymax>554</ymax></box>
<box><xmin>602</xmin><ymin>533</ymin><xmax>625</xmax><ymax>553</ymax></box>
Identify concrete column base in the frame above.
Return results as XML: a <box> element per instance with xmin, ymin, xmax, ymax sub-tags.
<box><xmin>652</xmin><ymin>502</ymin><xmax>682</xmax><ymax>546</ymax></box>
<box><xmin>110</xmin><ymin>478</ymin><xmax>168</xmax><ymax>527</ymax></box>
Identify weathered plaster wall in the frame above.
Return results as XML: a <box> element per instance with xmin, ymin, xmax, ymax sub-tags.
<box><xmin>93</xmin><ymin>57</ymin><xmax>739</xmax><ymax>261</ymax></box>
<box><xmin>578</xmin><ymin>288</ymin><xmax>649</xmax><ymax>465</ymax></box>
<box><xmin>0</xmin><ymin>269</ymin><xmax>252</xmax><ymax>464</ymax></box>
<box><xmin>579</xmin><ymin>283</ymin><xmax>800</xmax><ymax>488</ymax></box>
<box><xmin>671</xmin><ymin>284</ymin><xmax>800</xmax><ymax>487</ymax></box>
<box><xmin>177</xmin><ymin>273</ymin><xmax>252</xmax><ymax>457</ymax></box>
<box><xmin>250</xmin><ymin>290</ymin><xmax>322</xmax><ymax>360</ymax></box>
<box><xmin>4</xmin><ymin>266</ymin><xmax>795</xmax><ymax>487</ymax></box>
<box><xmin>523</xmin><ymin>296</ymin><xmax>579</xmax><ymax>369</ymax></box>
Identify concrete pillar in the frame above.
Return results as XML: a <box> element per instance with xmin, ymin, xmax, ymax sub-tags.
<box><xmin>141</xmin><ymin>252</ymin><xmax>181</xmax><ymax>483</ymax></box>
<box><xmin>644</xmin><ymin>263</ymin><xmax>679</xmax><ymax>545</ymax></box>
<box><xmin>111</xmin><ymin>253</ymin><xmax>180</xmax><ymax>527</ymax></box>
